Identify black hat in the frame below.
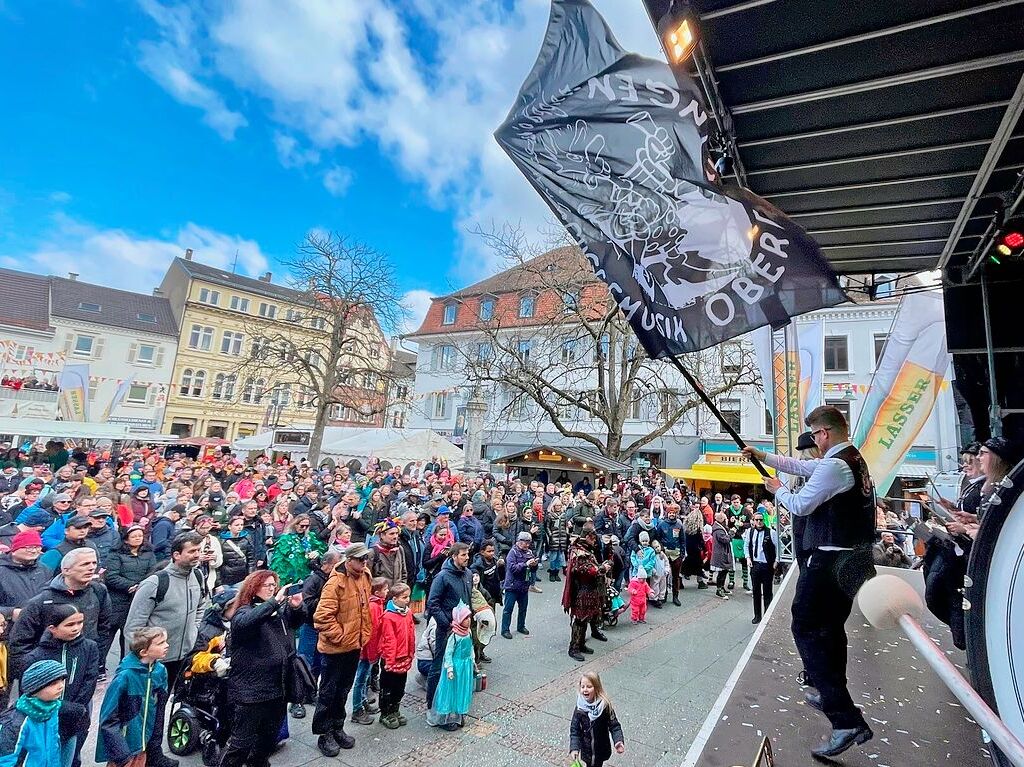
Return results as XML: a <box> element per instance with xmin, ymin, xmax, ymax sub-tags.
<box><xmin>66</xmin><ymin>516</ymin><xmax>92</xmax><ymax>530</ymax></box>
<box><xmin>962</xmin><ymin>442</ymin><xmax>981</xmax><ymax>456</ymax></box>
<box><xmin>983</xmin><ymin>436</ymin><xmax>1022</xmax><ymax>466</ymax></box>
<box><xmin>796</xmin><ymin>431</ymin><xmax>816</xmax><ymax>451</ymax></box>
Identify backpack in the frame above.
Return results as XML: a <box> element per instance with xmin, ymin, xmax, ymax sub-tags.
<box><xmin>152</xmin><ymin>568</ymin><xmax>207</xmax><ymax>605</ymax></box>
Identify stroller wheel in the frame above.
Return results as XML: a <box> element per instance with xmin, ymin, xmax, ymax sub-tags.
<box><xmin>607</xmin><ymin>614</ymin><xmax>618</xmax><ymax>627</ymax></box>
<box><xmin>168</xmin><ymin>709</ymin><xmax>201</xmax><ymax>755</ymax></box>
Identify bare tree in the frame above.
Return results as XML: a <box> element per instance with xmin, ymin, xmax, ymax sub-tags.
<box><xmin>236</xmin><ymin>232</ymin><xmax>407</xmax><ymax>464</ymax></box>
<box><xmin>439</xmin><ymin>225</ymin><xmax>757</xmax><ymax>462</ymax></box>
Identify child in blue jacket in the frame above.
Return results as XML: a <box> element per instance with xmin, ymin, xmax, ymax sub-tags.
<box><xmin>96</xmin><ymin>627</ymin><xmax>169</xmax><ymax>766</ymax></box>
<box><xmin>0</xmin><ymin>659</ymin><xmax>80</xmax><ymax>767</ymax></box>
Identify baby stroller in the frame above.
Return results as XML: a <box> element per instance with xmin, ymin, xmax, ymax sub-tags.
<box><xmin>602</xmin><ymin>579</ymin><xmax>627</xmax><ymax>627</ymax></box>
<box><xmin>167</xmin><ymin>635</ymin><xmax>232</xmax><ymax>766</ymax></box>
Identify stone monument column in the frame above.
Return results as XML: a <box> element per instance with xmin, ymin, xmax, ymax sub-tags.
<box><xmin>462</xmin><ymin>388</ymin><xmax>489</xmax><ymax>473</ymax></box>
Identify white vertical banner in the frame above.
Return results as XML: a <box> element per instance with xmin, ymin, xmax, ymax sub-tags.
<box><xmin>751</xmin><ymin>325</ymin><xmax>775</xmax><ymax>418</ymax></box>
<box><xmin>797</xmin><ymin>318</ymin><xmax>824</xmax><ymax>419</ymax></box>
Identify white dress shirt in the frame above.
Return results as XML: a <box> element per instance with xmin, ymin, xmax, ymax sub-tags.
<box><xmin>743</xmin><ymin>525</ymin><xmax>779</xmax><ymax>564</ymax></box>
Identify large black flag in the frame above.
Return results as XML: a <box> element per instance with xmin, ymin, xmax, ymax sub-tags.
<box><xmin>494</xmin><ymin>0</ymin><xmax>847</xmax><ymax>357</ymax></box>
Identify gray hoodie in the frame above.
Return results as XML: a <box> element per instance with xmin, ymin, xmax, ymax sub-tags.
<box><xmin>124</xmin><ymin>561</ymin><xmax>206</xmax><ymax>662</ymax></box>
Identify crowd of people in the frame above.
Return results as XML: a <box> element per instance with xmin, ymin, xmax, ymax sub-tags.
<box><xmin>0</xmin><ymin>433</ymin><xmax>958</xmax><ymax>767</ymax></box>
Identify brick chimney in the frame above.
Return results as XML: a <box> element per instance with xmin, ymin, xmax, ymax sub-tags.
<box><xmin>259</xmin><ymin>272</ymin><xmax>272</xmax><ymax>282</ymax></box>
<box><xmin>184</xmin><ymin>248</ymin><xmax>194</xmax><ymax>261</ymax></box>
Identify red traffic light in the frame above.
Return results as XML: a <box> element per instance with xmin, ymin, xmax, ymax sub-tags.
<box><xmin>1004</xmin><ymin>231</ymin><xmax>1024</xmax><ymax>249</ymax></box>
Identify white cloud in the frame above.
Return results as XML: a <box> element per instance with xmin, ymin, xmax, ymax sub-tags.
<box><xmin>322</xmin><ymin>165</ymin><xmax>353</xmax><ymax>197</ymax></box>
<box><xmin>273</xmin><ymin>132</ymin><xmax>320</xmax><ymax>169</ymax></box>
<box><xmin>137</xmin><ymin>0</ymin><xmax>248</xmax><ymax>139</ymax></box>
<box><xmin>136</xmin><ymin>0</ymin><xmax>663</xmax><ymax>276</ymax></box>
<box><xmin>49</xmin><ymin>191</ymin><xmax>72</xmax><ymax>204</ymax></box>
<box><xmin>19</xmin><ymin>214</ymin><xmax>269</xmax><ymax>291</ymax></box>
<box><xmin>400</xmin><ymin>289</ymin><xmax>435</xmax><ymax>336</ymax></box>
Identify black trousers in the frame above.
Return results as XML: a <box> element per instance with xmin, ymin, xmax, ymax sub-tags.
<box><xmin>791</xmin><ymin>549</ymin><xmax>875</xmax><ymax>730</ymax></box>
<box><xmin>750</xmin><ymin>561</ymin><xmax>774</xmax><ymax>620</ymax></box>
<box><xmin>379</xmin><ymin>669</ymin><xmax>407</xmax><ymax>715</ymax></box>
<box><xmin>146</xmin><ymin>658</ymin><xmax>182</xmax><ymax>760</ymax></box>
<box><xmin>569</xmin><ymin>617</ymin><xmax>602</xmax><ymax>652</ymax></box>
<box><xmin>668</xmin><ymin>554</ymin><xmax>683</xmax><ymax>597</ymax></box>
<box><xmin>312</xmin><ymin>649</ymin><xmax>360</xmax><ymax>734</ymax></box>
<box><xmin>219</xmin><ymin>698</ymin><xmax>286</xmax><ymax>767</ymax></box>
<box><xmin>425</xmin><ymin>625</ymin><xmax>450</xmax><ymax>708</ymax></box>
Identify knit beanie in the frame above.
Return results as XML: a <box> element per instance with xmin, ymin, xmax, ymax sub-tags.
<box><xmin>635</xmin><ymin>566</ymin><xmax>648</xmax><ymax>580</ymax></box>
<box><xmin>10</xmin><ymin>530</ymin><xmax>43</xmax><ymax>552</ymax></box>
<box><xmin>638</xmin><ymin>531</ymin><xmax>650</xmax><ymax>546</ymax></box>
<box><xmin>21</xmin><ymin>659</ymin><xmax>67</xmax><ymax>695</ymax></box>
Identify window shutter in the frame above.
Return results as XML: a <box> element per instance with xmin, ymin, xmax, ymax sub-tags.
<box><xmin>127</xmin><ymin>343</ymin><xmax>138</xmax><ymax>363</ymax></box>
<box><xmin>147</xmin><ymin>385</ymin><xmax>157</xmax><ymax>406</ymax></box>
<box><xmin>155</xmin><ymin>347</ymin><xmax>165</xmax><ymax>367</ymax></box>
<box><xmin>63</xmin><ymin>334</ymin><xmax>73</xmax><ymax>354</ymax></box>
<box><xmin>93</xmin><ymin>338</ymin><xmax>105</xmax><ymax>360</ymax></box>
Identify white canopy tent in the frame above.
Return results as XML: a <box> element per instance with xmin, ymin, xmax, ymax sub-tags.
<box><xmin>233</xmin><ymin>427</ymin><xmax>464</xmax><ymax>468</ymax></box>
<box><xmin>0</xmin><ymin>417</ymin><xmax>142</xmax><ymax>440</ymax></box>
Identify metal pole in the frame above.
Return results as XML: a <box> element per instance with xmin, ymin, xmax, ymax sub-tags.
<box><xmin>898</xmin><ymin>614</ymin><xmax>1024</xmax><ymax>766</ymax></box>
<box><xmin>980</xmin><ymin>266</ymin><xmax>1003</xmax><ymax>438</ymax></box>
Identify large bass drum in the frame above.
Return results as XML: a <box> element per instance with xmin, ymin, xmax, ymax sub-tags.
<box><xmin>965</xmin><ymin>458</ymin><xmax>1024</xmax><ymax>766</ymax></box>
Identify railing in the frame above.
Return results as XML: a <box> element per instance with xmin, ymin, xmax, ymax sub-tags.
<box><xmin>0</xmin><ymin>387</ymin><xmax>58</xmax><ymax>403</ymax></box>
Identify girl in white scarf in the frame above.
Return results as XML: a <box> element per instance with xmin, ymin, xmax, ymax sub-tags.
<box><xmin>570</xmin><ymin>671</ymin><xmax>625</xmax><ymax>767</ymax></box>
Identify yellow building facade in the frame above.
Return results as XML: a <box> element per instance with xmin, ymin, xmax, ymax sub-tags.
<box><xmin>158</xmin><ymin>254</ymin><xmax>321</xmax><ymax>440</ymax></box>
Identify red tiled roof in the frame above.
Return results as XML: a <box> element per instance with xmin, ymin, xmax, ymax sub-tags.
<box><xmin>0</xmin><ymin>269</ymin><xmax>52</xmax><ymax>332</ymax></box>
<box><xmin>409</xmin><ymin>247</ymin><xmax>608</xmax><ymax>337</ymax></box>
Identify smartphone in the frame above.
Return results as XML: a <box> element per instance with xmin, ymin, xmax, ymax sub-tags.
<box><xmin>286</xmin><ymin>583</ymin><xmax>303</xmax><ymax>596</ymax></box>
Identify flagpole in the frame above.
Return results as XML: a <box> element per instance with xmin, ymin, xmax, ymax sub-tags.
<box><xmin>664</xmin><ymin>353</ymin><xmax>770</xmax><ymax>478</ymax></box>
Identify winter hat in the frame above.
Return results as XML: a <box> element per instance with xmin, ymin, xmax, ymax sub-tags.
<box><xmin>635</xmin><ymin>566</ymin><xmax>648</xmax><ymax>580</ymax></box>
<box><xmin>10</xmin><ymin>530</ymin><xmax>43</xmax><ymax>551</ymax></box>
<box><xmin>984</xmin><ymin>436</ymin><xmax>1022</xmax><ymax>466</ymax></box>
<box><xmin>21</xmin><ymin>659</ymin><xmax>68</xmax><ymax>695</ymax></box>
<box><xmin>66</xmin><ymin>516</ymin><xmax>92</xmax><ymax>530</ymax></box>
<box><xmin>516</xmin><ymin>531</ymin><xmax>533</xmax><ymax>542</ymax></box>
<box><xmin>638</xmin><ymin>531</ymin><xmax>650</xmax><ymax>546</ymax></box>
<box><xmin>16</xmin><ymin>509</ymin><xmax>53</xmax><ymax>528</ymax></box>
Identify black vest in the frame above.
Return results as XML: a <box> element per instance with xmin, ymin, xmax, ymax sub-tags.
<box><xmin>801</xmin><ymin>445</ymin><xmax>875</xmax><ymax>551</ymax></box>
<box><xmin>747</xmin><ymin>527</ymin><xmax>776</xmax><ymax>567</ymax></box>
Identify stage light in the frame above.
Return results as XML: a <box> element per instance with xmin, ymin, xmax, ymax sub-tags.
<box><xmin>997</xmin><ymin>243</ymin><xmax>1012</xmax><ymax>257</ymax></box>
<box><xmin>1003</xmin><ymin>231</ymin><xmax>1023</xmax><ymax>249</ymax></box>
<box><xmin>658</xmin><ymin>1</ymin><xmax>700</xmax><ymax>65</ymax></box>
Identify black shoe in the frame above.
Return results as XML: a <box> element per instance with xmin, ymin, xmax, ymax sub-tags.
<box><xmin>697</xmin><ymin>582</ymin><xmax>708</xmax><ymax>589</ymax></box>
<box><xmin>568</xmin><ymin>649</ymin><xmax>585</xmax><ymax>661</ymax></box>
<box><xmin>148</xmin><ymin>757</ymin><xmax>179</xmax><ymax>767</ymax></box>
<box><xmin>811</xmin><ymin>725</ymin><xmax>873</xmax><ymax>759</ymax></box>
<box><xmin>517</xmin><ymin>627</ymin><xmax>530</xmax><ymax>635</ymax></box>
<box><xmin>805</xmin><ymin>691</ymin><xmax>824</xmax><ymax>712</ymax></box>
<box><xmin>479</xmin><ymin>652</ymin><xmax>492</xmax><ymax>663</ymax></box>
<box><xmin>672</xmin><ymin>597</ymin><xmax>682</xmax><ymax>606</ymax></box>
<box><xmin>501</xmin><ymin>630</ymin><xmax>513</xmax><ymax>639</ymax></box>
<box><xmin>335</xmin><ymin>729</ymin><xmax>355</xmax><ymax>749</ymax></box>
<box><xmin>317</xmin><ymin>734</ymin><xmax>341</xmax><ymax>758</ymax></box>
<box><xmin>580</xmin><ymin>645</ymin><xmax>594</xmax><ymax>654</ymax></box>
<box><xmin>652</xmin><ymin>600</ymin><xmax>663</xmax><ymax>609</ymax></box>
<box><xmin>351</xmin><ymin>707</ymin><xmax>375</xmax><ymax>725</ymax></box>
<box><xmin>591</xmin><ymin>630</ymin><xmax>608</xmax><ymax>642</ymax></box>
<box><xmin>548</xmin><ymin>572</ymin><xmax>559</xmax><ymax>582</ymax></box>
<box><xmin>290</xmin><ymin>702</ymin><xmax>306</xmax><ymax>719</ymax></box>
<box><xmin>752</xmin><ymin>616</ymin><xmax>762</xmax><ymax>625</ymax></box>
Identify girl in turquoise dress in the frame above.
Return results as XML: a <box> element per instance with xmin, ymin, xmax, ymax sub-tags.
<box><xmin>434</xmin><ymin>602</ymin><xmax>474</xmax><ymax>729</ymax></box>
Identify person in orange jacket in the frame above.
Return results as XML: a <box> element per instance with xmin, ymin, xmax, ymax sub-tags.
<box><xmin>376</xmin><ymin>583</ymin><xmax>416</xmax><ymax>729</ymax></box>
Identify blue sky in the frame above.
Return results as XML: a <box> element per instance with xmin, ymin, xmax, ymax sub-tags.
<box><xmin>0</xmin><ymin>0</ymin><xmax>659</xmax><ymax>331</ymax></box>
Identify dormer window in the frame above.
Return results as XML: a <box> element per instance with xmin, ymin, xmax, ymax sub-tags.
<box><xmin>518</xmin><ymin>292</ymin><xmax>536</xmax><ymax>319</ymax></box>
<box><xmin>137</xmin><ymin>312</ymin><xmax>157</xmax><ymax>323</ymax></box>
<box><xmin>442</xmin><ymin>302</ymin><xmax>458</xmax><ymax>325</ymax></box>
<box><xmin>479</xmin><ymin>297</ymin><xmax>495</xmax><ymax>321</ymax></box>
<box><xmin>78</xmin><ymin>302</ymin><xmax>101</xmax><ymax>312</ymax></box>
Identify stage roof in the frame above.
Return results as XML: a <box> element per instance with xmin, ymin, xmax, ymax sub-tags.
<box><xmin>642</xmin><ymin>0</ymin><xmax>1024</xmax><ymax>276</ymax></box>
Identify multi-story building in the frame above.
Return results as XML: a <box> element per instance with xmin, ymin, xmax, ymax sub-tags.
<box><xmin>158</xmin><ymin>251</ymin><xmax>388</xmax><ymax>440</ymax></box>
<box><xmin>385</xmin><ymin>344</ymin><xmax>416</xmax><ymax>429</ymax></box>
<box><xmin>0</xmin><ymin>269</ymin><xmax>178</xmax><ymax>430</ymax></box>
<box><xmin>406</xmin><ymin>249</ymin><xmax>958</xmax><ymax>490</ymax></box>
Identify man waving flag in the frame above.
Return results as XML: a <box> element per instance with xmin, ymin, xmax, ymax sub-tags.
<box><xmin>494</xmin><ymin>0</ymin><xmax>847</xmax><ymax>357</ymax></box>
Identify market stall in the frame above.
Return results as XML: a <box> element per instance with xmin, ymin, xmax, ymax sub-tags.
<box><xmin>491</xmin><ymin>445</ymin><xmax>630</xmax><ymax>488</ymax></box>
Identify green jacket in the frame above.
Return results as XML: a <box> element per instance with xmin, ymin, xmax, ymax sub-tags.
<box><xmin>270</xmin><ymin>532</ymin><xmax>327</xmax><ymax>585</ymax></box>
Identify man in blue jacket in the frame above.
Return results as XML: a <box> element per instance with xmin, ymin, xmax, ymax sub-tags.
<box><xmin>500</xmin><ymin>532</ymin><xmax>538</xmax><ymax>640</ymax></box>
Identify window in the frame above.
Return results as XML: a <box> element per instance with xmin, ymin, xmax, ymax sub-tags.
<box><xmin>126</xmin><ymin>383</ymin><xmax>149</xmax><ymax>404</ymax></box>
<box><xmin>718</xmin><ymin>399</ymin><xmax>742</xmax><ymax>433</ymax></box>
<box><xmin>135</xmin><ymin>344</ymin><xmax>156</xmax><ymax>365</ymax></box>
<box><xmin>212</xmin><ymin>373</ymin><xmax>227</xmax><ymax>400</ymax></box>
<box><xmin>297</xmin><ymin>386</ymin><xmax>315</xmax><ymax>409</ymax></box>
<box><xmin>721</xmin><ymin>344</ymin><xmax>742</xmax><ymax>375</ymax></box>
<box><xmin>824</xmin><ymin>336</ymin><xmax>849</xmax><ymax>372</ymax></box>
<box><xmin>198</xmin><ymin>288</ymin><xmax>220</xmax><ymax>306</ymax></box>
<box><xmin>136</xmin><ymin>312</ymin><xmax>157</xmax><ymax>323</ymax></box>
<box><xmin>229</xmin><ymin>296</ymin><xmax>250</xmax><ymax>312</ymax></box>
<box><xmin>518</xmin><ymin>293</ymin><xmax>536</xmax><ymax>318</ymax></box>
<box><xmin>220</xmin><ymin>331</ymin><xmax>244</xmax><ymax>356</ymax></box>
<box><xmin>310</xmin><ymin>316</ymin><xmax>326</xmax><ymax>330</ymax></box>
<box><xmin>764</xmin><ymin>407</ymin><xmax>774</xmax><ymax>435</ymax></box>
<box><xmin>433</xmin><ymin>344</ymin><xmax>456</xmax><ymax>371</ymax></box>
<box><xmin>517</xmin><ymin>338</ymin><xmax>532</xmax><ymax>363</ymax></box>
<box><xmin>562</xmin><ymin>290</ymin><xmax>579</xmax><ymax>313</ymax></box>
<box><xmin>73</xmin><ymin>335</ymin><xmax>94</xmax><ymax>357</ymax></box>
<box><xmin>826</xmin><ymin>399</ymin><xmax>851</xmax><ymax>424</ymax></box>
<box><xmin>179</xmin><ymin>368</ymin><xmax>206</xmax><ymax>398</ymax></box>
<box><xmin>258</xmin><ymin>302</ymin><xmax>276</xmax><ymax>319</ymax></box>
<box><xmin>88</xmin><ymin>379</ymin><xmax>98</xmax><ymax>402</ymax></box>
<box><xmin>873</xmin><ymin>334</ymin><xmax>888</xmax><ymax>366</ymax></box>
<box><xmin>270</xmin><ymin>384</ymin><xmax>291</xmax><ymax>407</ymax></box>
<box><xmin>369</xmin><ymin>346</ymin><xmax>380</xmax><ymax>360</ymax></box>
<box><xmin>12</xmin><ymin>345</ymin><xmax>34</xmax><ymax>361</ymax></box>
<box><xmin>630</xmin><ymin>396</ymin><xmax>643</xmax><ymax>420</ymax></box>
<box><xmin>479</xmin><ymin>298</ymin><xmax>495</xmax><ymax>321</ymax></box>
<box><xmin>594</xmin><ymin>334</ymin><xmax>609</xmax><ymax>361</ymax></box>
<box><xmin>391</xmin><ymin>411</ymin><xmax>407</xmax><ymax>428</ymax></box>
<box><xmin>253</xmin><ymin>378</ymin><xmax>266</xmax><ymax>404</ymax></box>
<box><xmin>189</xmin><ymin>325</ymin><xmax>214</xmax><ymax>351</ymax></box>
<box><xmin>561</xmin><ymin>338</ymin><xmax>578</xmax><ymax>364</ymax></box>
<box><xmin>285</xmin><ymin>308</ymin><xmax>302</xmax><ymax>323</ymax></box>
<box><xmin>396</xmin><ymin>385</ymin><xmax>409</xmax><ymax>400</ymax></box>
<box><xmin>659</xmin><ymin>390</ymin><xmax>678</xmax><ymax>419</ymax></box>
<box><xmin>242</xmin><ymin>377</ymin><xmax>255</xmax><ymax>404</ymax></box>
<box><xmin>78</xmin><ymin>302</ymin><xmax>101</xmax><ymax>312</ymax></box>
<box><xmin>476</xmin><ymin>342</ymin><xmax>493</xmax><ymax>363</ymax></box>
<box><xmin>442</xmin><ymin>303</ymin><xmax>457</xmax><ymax>325</ymax></box>
<box><xmin>432</xmin><ymin>392</ymin><xmax>450</xmax><ymax>419</ymax></box>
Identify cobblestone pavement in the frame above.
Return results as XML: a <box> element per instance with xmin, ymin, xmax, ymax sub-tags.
<box><xmin>84</xmin><ymin>578</ymin><xmax>757</xmax><ymax>767</ymax></box>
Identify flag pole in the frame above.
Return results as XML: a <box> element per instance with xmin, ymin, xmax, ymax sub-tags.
<box><xmin>664</xmin><ymin>353</ymin><xmax>770</xmax><ymax>478</ymax></box>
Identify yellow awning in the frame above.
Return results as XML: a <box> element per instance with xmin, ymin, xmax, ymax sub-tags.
<box><xmin>663</xmin><ymin>463</ymin><xmax>773</xmax><ymax>484</ymax></box>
